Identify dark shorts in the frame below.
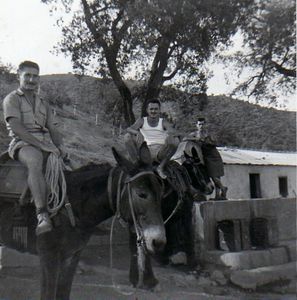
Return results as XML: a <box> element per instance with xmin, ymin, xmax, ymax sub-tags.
<box><xmin>202</xmin><ymin>145</ymin><xmax>224</xmax><ymax>178</ymax></box>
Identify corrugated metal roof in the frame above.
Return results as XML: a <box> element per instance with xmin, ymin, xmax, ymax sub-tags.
<box><xmin>218</xmin><ymin>147</ymin><xmax>297</xmax><ymax>166</ymax></box>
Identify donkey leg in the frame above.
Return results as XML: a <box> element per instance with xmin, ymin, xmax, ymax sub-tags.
<box><xmin>143</xmin><ymin>254</ymin><xmax>159</xmax><ymax>289</ymax></box>
<box><xmin>56</xmin><ymin>251</ymin><xmax>82</xmax><ymax>300</ymax></box>
<box><xmin>39</xmin><ymin>251</ymin><xmax>60</xmax><ymax>300</ymax></box>
<box><xmin>128</xmin><ymin>230</ymin><xmax>158</xmax><ymax>289</ymax></box>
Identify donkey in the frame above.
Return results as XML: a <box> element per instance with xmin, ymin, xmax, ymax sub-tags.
<box><xmin>0</xmin><ymin>143</ymin><xmax>166</xmax><ymax>300</ymax></box>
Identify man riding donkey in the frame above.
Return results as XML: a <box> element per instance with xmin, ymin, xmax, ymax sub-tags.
<box><xmin>124</xmin><ymin>98</ymin><xmax>179</xmax><ymax>179</ymax></box>
<box><xmin>184</xmin><ymin>117</ymin><xmax>228</xmax><ymax>200</ymax></box>
<box><xmin>124</xmin><ymin>98</ymin><xmax>207</xmax><ymax>266</ymax></box>
<box><xmin>2</xmin><ymin>60</ymin><xmax>65</xmax><ymax>235</ymax></box>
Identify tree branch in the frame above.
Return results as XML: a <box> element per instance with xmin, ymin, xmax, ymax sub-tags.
<box><xmin>271</xmin><ymin>60</ymin><xmax>296</xmax><ymax>77</ymax></box>
<box><xmin>162</xmin><ymin>66</ymin><xmax>180</xmax><ymax>81</ymax></box>
<box><xmin>81</xmin><ymin>0</ymin><xmax>107</xmax><ymax>49</ymax></box>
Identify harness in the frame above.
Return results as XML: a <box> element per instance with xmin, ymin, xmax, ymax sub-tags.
<box><xmin>108</xmin><ymin>167</ymin><xmax>162</xmax><ymax>242</ymax></box>
<box><xmin>107</xmin><ymin>167</ymin><xmax>163</xmax><ymax>288</ymax></box>
<box><xmin>162</xmin><ymin>162</ymin><xmax>192</xmax><ymax>224</ymax></box>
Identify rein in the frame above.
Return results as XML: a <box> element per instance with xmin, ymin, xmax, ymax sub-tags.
<box><xmin>163</xmin><ymin>193</ymin><xmax>182</xmax><ymax>225</ymax></box>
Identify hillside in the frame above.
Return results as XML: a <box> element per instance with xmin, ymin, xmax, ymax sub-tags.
<box><xmin>0</xmin><ymin>73</ymin><xmax>295</xmax><ymax>166</ymax></box>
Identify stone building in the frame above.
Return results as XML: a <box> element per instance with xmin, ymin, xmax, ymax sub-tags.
<box><xmin>218</xmin><ymin>148</ymin><xmax>296</xmax><ymax>200</ymax></box>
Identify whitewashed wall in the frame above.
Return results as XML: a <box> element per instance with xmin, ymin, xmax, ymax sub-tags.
<box><xmin>218</xmin><ymin>164</ymin><xmax>296</xmax><ymax>199</ymax></box>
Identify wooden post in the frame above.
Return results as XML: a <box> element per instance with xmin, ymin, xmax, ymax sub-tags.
<box><xmin>95</xmin><ymin>114</ymin><xmax>98</xmax><ymax>126</ymax></box>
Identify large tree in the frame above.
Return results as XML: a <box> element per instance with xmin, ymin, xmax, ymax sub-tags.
<box><xmin>42</xmin><ymin>0</ymin><xmax>254</xmax><ymax>124</ymax></box>
<box><xmin>221</xmin><ymin>0</ymin><xmax>296</xmax><ymax>103</ymax></box>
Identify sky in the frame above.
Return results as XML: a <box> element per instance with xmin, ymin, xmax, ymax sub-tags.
<box><xmin>0</xmin><ymin>0</ymin><xmax>295</xmax><ymax>111</ymax></box>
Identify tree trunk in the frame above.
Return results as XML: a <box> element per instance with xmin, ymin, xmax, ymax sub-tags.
<box><xmin>142</xmin><ymin>38</ymin><xmax>171</xmax><ymax>116</ymax></box>
<box><xmin>105</xmin><ymin>53</ymin><xmax>135</xmax><ymax>126</ymax></box>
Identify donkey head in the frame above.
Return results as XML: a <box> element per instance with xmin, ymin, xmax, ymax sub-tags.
<box><xmin>183</xmin><ymin>147</ymin><xmax>214</xmax><ymax>195</ymax></box>
<box><xmin>112</xmin><ymin>142</ymin><xmax>166</xmax><ymax>254</ymax></box>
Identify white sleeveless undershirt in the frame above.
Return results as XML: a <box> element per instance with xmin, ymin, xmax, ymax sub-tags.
<box><xmin>140</xmin><ymin>117</ymin><xmax>168</xmax><ymax>145</ymax></box>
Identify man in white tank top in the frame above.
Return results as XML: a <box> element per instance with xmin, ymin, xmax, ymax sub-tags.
<box><xmin>124</xmin><ymin>99</ymin><xmax>179</xmax><ymax>179</ymax></box>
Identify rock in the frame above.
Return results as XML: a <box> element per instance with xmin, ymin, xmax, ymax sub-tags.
<box><xmin>196</xmin><ymin>276</ymin><xmax>212</xmax><ymax>286</ymax></box>
<box><xmin>210</xmin><ymin>270</ymin><xmax>228</xmax><ymax>285</ymax></box>
<box><xmin>230</xmin><ymin>262</ymin><xmax>296</xmax><ymax>290</ymax></box>
<box><xmin>169</xmin><ymin>252</ymin><xmax>187</xmax><ymax>265</ymax></box>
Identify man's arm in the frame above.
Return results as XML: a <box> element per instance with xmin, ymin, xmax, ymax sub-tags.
<box><xmin>8</xmin><ymin>117</ymin><xmax>60</xmax><ymax>155</ymax></box>
<box><xmin>183</xmin><ymin>132</ymin><xmax>199</xmax><ymax>141</ymax></box>
<box><xmin>126</xmin><ymin>118</ymin><xmax>144</xmax><ymax>135</ymax></box>
<box><xmin>46</xmin><ymin>105</ymin><xmax>63</xmax><ymax>148</ymax></box>
<box><xmin>203</xmin><ymin>133</ymin><xmax>217</xmax><ymax>146</ymax></box>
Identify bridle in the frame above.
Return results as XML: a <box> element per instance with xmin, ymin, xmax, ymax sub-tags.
<box><xmin>108</xmin><ymin>167</ymin><xmax>164</xmax><ymax>288</ymax></box>
<box><xmin>186</xmin><ymin>160</ymin><xmax>208</xmax><ymax>191</ymax></box>
<box><xmin>125</xmin><ymin>170</ymin><xmax>162</xmax><ymax>248</ymax></box>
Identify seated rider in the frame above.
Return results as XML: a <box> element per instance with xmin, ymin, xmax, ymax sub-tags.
<box><xmin>124</xmin><ymin>99</ymin><xmax>179</xmax><ymax>179</ymax></box>
<box><xmin>2</xmin><ymin>60</ymin><xmax>63</xmax><ymax>235</ymax></box>
<box><xmin>184</xmin><ymin>117</ymin><xmax>228</xmax><ymax>200</ymax></box>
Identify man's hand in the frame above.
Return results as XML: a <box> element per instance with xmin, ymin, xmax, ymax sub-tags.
<box><xmin>40</xmin><ymin>143</ymin><xmax>60</xmax><ymax>156</ymax></box>
<box><xmin>58</xmin><ymin>146</ymin><xmax>69</xmax><ymax>160</ymax></box>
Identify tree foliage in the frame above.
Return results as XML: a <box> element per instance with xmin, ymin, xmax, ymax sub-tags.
<box><xmin>222</xmin><ymin>0</ymin><xmax>296</xmax><ymax>103</ymax></box>
<box><xmin>42</xmin><ymin>0</ymin><xmax>255</xmax><ymax>125</ymax></box>
<box><xmin>0</xmin><ymin>59</ymin><xmax>16</xmax><ymax>83</ymax></box>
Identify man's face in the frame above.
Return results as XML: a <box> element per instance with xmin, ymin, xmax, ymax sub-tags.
<box><xmin>196</xmin><ymin>120</ymin><xmax>205</xmax><ymax>131</ymax></box>
<box><xmin>147</xmin><ymin>103</ymin><xmax>161</xmax><ymax>118</ymax></box>
<box><xmin>18</xmin><ymin>67</ymin><xmax>40</xmax><ymax>92</ymax></box>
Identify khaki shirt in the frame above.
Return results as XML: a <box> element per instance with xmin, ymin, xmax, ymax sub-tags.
<box><xmin>3</xmin><ymin>89</ymin><xmax>51</xmax><ymax>158</ymax></box>
<box><xmin>3</xmin><ymin>88</ymin><xmax>49</xmax><ymax>137</ymax></box>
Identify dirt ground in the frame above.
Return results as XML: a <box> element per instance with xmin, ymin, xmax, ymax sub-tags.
<box><xmin>0</xmin><ymin>227</ymin><xmax>295</xmax><ymax>300</ymax></box>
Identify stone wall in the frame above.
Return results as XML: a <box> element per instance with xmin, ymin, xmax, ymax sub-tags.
<box><xmin>193</xmin><ymin>198</ymin><xmax>296</xmax><ymax>269</ymax></box>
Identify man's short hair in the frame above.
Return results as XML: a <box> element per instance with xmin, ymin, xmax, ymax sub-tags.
<box><xmin>197</xmin><ymin>117</ymin><xmax>206</xmax><ymax>122</ymax></box>
<box><xmin>18</xmin><ymin>61</ymin><xmax>40</xmax><ymax>72</ymax></box>
<box><xmin>146</xmin><ymin>99</ymin><xmax>161</xmax><ymax>108</ymax></box>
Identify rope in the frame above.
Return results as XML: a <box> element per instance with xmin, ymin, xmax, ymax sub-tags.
<box><xmin>45</xmin><ymin>153</ymin><xmax>67</xmax><ymax>216</ymax></box>
<box><xmin>127</xmin><ymin>182</ymin><xmax>146</xmax><ymax>288</ymax></box>
<box><xmin>163</xmin><ymin>196</ymin><xmax>182</xmax><ymax>225</ymax></box>
<box><xmin>108</xmin><ymin>171</ymin><xmax>135</xmax><ymax>296</ymax></box>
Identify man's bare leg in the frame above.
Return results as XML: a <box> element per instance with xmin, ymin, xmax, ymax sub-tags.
<box><xmin>18</xmin><ymin>146</ymin><xmax>52</xmax><ymax>235</ymax></box>
<box><xmin>156</xmin><ymin>136</ymin><xmax>179</xmax><ymax>179</ymax></box>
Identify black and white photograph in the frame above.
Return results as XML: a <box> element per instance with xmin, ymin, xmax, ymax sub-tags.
<box><xmin>0</xmin><ymin>0</ymin><xmax>296</xmax><ymax>299</ymax></box>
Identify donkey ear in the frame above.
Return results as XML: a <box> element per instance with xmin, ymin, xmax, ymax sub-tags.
<box><xmin>112</xmin><ymin>147</ymin><xmax>135</xmax><ymax>172</ymax></box>
<box><xmin>191</xmin><ymin>147</ymin><xmax>199</xmax><ymax>159</ymax></box>
<box><xmin>139</xmin><ymin>142</ymin><xmax>152</xmax><ymax>165</ymax></box>
<box><xmin>184</xmin><ymin>151</ymin><xmax>191</xmax><ymax>160</ymax></box>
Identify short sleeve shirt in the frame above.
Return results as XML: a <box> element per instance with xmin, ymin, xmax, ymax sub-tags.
<box><xmin>3</xmin><ymin>91</ymin><xmax>22</xmax><ymax>123</ymax></box>
<box><xmin>3</xmin><ymin>89</ymin><xmax>49</xmax><ymax>138</ymax></box>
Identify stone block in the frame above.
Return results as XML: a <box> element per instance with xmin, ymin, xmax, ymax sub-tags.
<box><xmin>202</xmin><ymin>247</ymin><xmax>289</xmax><ymax>270</ymax></box>
<box><xmin>230</xmin><ymin>261</ymin><xmax>297</xmax><ymax>290</ymax></box>
<box><xmin>0</xmin><ymin>246</ymin><xmax>39</xmax><ymax>268</ymax></box>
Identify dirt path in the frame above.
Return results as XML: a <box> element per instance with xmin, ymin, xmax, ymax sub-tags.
<box><xmin>0</xmin><ymin>238</ymin><xmax>295</xmax><ymax>300</ymax></box>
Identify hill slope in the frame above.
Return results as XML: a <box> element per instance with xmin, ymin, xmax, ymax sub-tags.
<box><xmin>0</xmin><ymin>73</ymin><xmax>295</xmax><ymax>166</ymax></box>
